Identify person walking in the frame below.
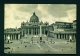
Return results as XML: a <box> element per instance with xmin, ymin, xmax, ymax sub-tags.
<box><xmin>40</xmin><ymin>37</ymin><xmax>42</xmax><ymax>45</ymax></box>
<box><xmin>51</xmin><ymin>39</ymin><xmax>52</xmax><ymax>43</ymax></box>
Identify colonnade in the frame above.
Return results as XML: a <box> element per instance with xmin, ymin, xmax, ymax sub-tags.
<box><xmin>4</xmin><ymin>34</ymin><xmax>20</xmax><ymax>40</ymax></box>
<box><xmin>49</xmin><ymin>32</ymin><xmax>76</xmax><ymax>40</ymax></box>
<box><xmin>54</xmin><ymin>33</ymin><xmax>76</xmax><ymax>40</ymax></box>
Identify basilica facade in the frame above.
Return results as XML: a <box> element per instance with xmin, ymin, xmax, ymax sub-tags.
<box><xmin>20</xmin><ymin>12</ymin><xmax>49</xmax><ymax>37</ymax></box>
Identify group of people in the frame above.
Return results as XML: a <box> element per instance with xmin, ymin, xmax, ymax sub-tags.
<box><xmin>30</xmin><ymin>37</ymin><xmax>54</xmax><ymax>44</ymax></box>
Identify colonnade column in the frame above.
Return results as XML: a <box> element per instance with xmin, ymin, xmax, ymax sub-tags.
<box><xmin>25</xmin><ymin>29</ymin><xmax>26</xmax><ymax>35</ymax></box>
<box><xmin>67</xmin><ymin>34</ymin><xmax>69</xmax><ymax>40</ymax></box>
<box><xmin>18</xmin><ymin>34</ymin><xmax>20</xmax><ymax>40</ymax></box>
<box><xmin>65</xmin><ymin>34</ymin><xmax>66</xmax><ymax>39</ymax></box>
<box><xmin>60</xmin><ymin>34</ymin><xmax>61</xmax><ymax>39</ymax></box>
<box><xmin>5</xmin><ymin>34</ymin><xmax>6</xmax><ymax>40</ymax></box>
<box><xmin>12</xmin><ymin>34</ymin><xmax>14</xmax><ymax>40</ymax></box>
<box><xmin>28</xmin><ymin>28</ymin><xmax>29</xmax><ymax>35</ymax></box>
<box><xmin>55</xmin><ymin>34</ymin><xmax>57</xmax><ymax>38</ymax></box>
<box><xmin>4</xmin><ymin>35</ymin><xmax>5</xmax><ymax>40</ymax></box>
<box><xmin>11</xmin><ymin>34</ymin><xmax>12</xmax><ymax>40</ymax></box>
<box><xmin>57</xmin><ymin>34</ymin><xmax>58</xmax><ymax>39</ymax></box>
<box><xmin>74</xmin><ymin>34</ymin><xmax>75</xmax><ymax>40</ymax></box>
<box><xmin>66</xmin><ymin>34</ymin><xmax>68</xmax><ymax>40</ymax></box>
<box><xmin>58</xmin><ymin>34</ymin><xmax>60</xmax><ymax>39</ymax></box>
<box><xmin>11</xmin><ymin>35</ymin><xmax>13</xmax><ymax>40</ymax></box>
<box><xmin>61</xmin><ymin>34</ymin><xmax>62</xmax><ymax>39</ymax></box>
<box><xmin>63</xmin><ymin>34</ymin><xmax>65</xmax><ymax>39</ymax></box>
<box><xmin>9</xmin><ymin>35</ymin><xmax>11</xmax><ymax>41</ymax></box>
<box><xmin>13</xmin><ymin>34</ymin><xmax>14</xmax><ymax>40</ymax></box>
<box><xmin>56</xmin><ymin>34</ymin><xmax>57</xmax><ymax>39</ymax></box>
<box><xmin>15</xmin><ymin>34</ymin><xmax>16</xmax><ymax>40</ymax></box>
<box><xmin>75</xmin><ymin>34</ymin><xmax>76</xmax><ymax>41</ymax></box>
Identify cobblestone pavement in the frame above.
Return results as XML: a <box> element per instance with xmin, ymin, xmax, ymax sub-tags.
<box><xmin>4</xmin><ymin>35</ymin><xmax>76</xmax><ymax>54</ymax></box>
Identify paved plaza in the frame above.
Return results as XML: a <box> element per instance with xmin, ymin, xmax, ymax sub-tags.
<box><xmin>4</xmin><ymin>35</ymin><xmax>76</xmax><ymax>54</ymax></box>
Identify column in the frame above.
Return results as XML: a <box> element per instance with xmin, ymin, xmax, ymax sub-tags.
<box><xmin>10</xmin><ymin>34</ymin><xmax>11</xmax><ymax>40</ymax></box>
<box><xmin>11</xmin><ymin>35</ymin><xmax>13</xmax><ymax>40</ymax></box>
<box><xmin>43</xmin><ymin>28</ymin><xmax>45</xmax><ymax>35</ymax></box>
<box><xmin>66</xmin><ymin>34</ymin><xmax>68</xmax><ymax>40</ymax></box>
<box><xmin>15</xmin><ymin>34</ymin><xmax>16</xmax><ymax>40</ymax></box>
<box><xmin>40</xmin><ymin>25</ymin><xmax>42</xmax><ymax>37</ymax></box>
<box><xmin>25</xmin><ymin>29</ymin><xmax>26</xmax><ymax>35</ymax></box>
<box><xmin>6</xmin><ymin>34</ymin><xmax>7</xmax><ymax>39</ymax></box>
<box><xmin>28</xmin><ymin>28</ymin><xmax>29</xmax><ymax>35</ymax></box>
<box><xmin>54</xmin><ymin>33</ymin><xmax>57</xmax><ymax>38</ymax></box>
<box><xmin>4</xmin><ymin>35</ymin><xmax>5</xmax><ymax>40</ymax></box>
<box><xmin>61</xmin><ymin>34</ymin><xmax>63</xmax><ymax>39</ymax></box>
<box><xmin>13</xmin><ymin>34</ymin><xmax>14</xmax><ymax>40</ymax></box>
<box><xmin>56</xmin><ymin>34</ymin><xmax>58</xmax><ymax>39</ymax></box>
<box><xmin>10</xmin><ymin>34</ymin><xmax>12</xmax><ymax>40</ymax></box>
<box><xmin>18</xmin><ymin>34</ymin><xmax>20</xmax><ymax>40</ymax></box>
<box><xmin>12</xmin><ymin>34</ymin><xmax>13</xmax><ymax>40</ymax></box>
<box><xmin>60</xmin><ymin>34</ymin><xmax>61</xmax><ymax>39</ymax></box>
<box><xmin>73</xmin><ymin>34</ymin><xmax>75</xmax><ymax>40</ymax></box>
<box><xmin>67</xmin><ymin>34</ymin><xmax>69</xmax><ymax>40</ymax></box>
<box><xmin>62</xmin><ymin>34</ymin><xmax>64</xmax><ymax>39</ymax></box>
<box><xmin>58</xmin><ymin>34</ymin><xmax>60</xmax><ymax>39</ymax></box>
<box><xmin>63</xmin><ymin>34</ymin><xmax>65</xmax><ymax>39</ymax></box>
<box><xmin>72</xmin><ymin>34</ymin><xmax>74</xmax><ymax>40</ymax></box>
<box><xmin>57</xmin><ymin>34</ymin><xmax>59</xmax><ymax>39</ymax></box>
<box><xmin>5</xmin><ymin>34</ymin><xmax>6</xmax><ymax>40</ymax></box>
<box><xmin>12</xmin><ymin>34</ymin><xmax>14</xmax><ymax>40</ymax></box>
<box><xmin>38</xmin><ymin>28</ymin><xmax>39</xmax><ymax>35</ymax></box>
<box><xmin>65</xmin><ymin>34</ymin><xmax>66</xmax><ymax>39</ymax></box>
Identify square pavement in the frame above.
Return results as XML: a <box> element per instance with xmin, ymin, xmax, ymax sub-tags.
<box><xmin>4</xmin><ymin>35</ymin><xmax>76</xmax><ymax>54</ymax></box>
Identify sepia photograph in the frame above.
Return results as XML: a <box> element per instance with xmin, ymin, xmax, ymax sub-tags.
<box><xmin>4</xmin><ymin>4</ymin><xmax>76</xmax><ymax>54</ymax></box>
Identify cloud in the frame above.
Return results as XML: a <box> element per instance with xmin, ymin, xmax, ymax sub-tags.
<box><xmin>47</xmin><ymin>4</ymin><xmax>76</xmax><ymax>18</ymax></box>
<box><xmin>17</xmin><ymin>4</ymin><xmax>38</xmax><ymax>14</ymax></box>
<box><xmin>4</xmin><ymin>4</ymin><xmax>76</xmax><ymax>29</ymax></box>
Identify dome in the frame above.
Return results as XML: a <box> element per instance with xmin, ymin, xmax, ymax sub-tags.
<box><xmin>30</xmin><ymin>12</ymin><xmax>39</xmax><ymax>22</ymax></box>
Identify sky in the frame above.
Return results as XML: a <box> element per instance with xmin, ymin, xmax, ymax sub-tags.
<box><xmin>4</xmin><ymin>4</ymin><xmax>76</xmax><ymax>29</ymax></box>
